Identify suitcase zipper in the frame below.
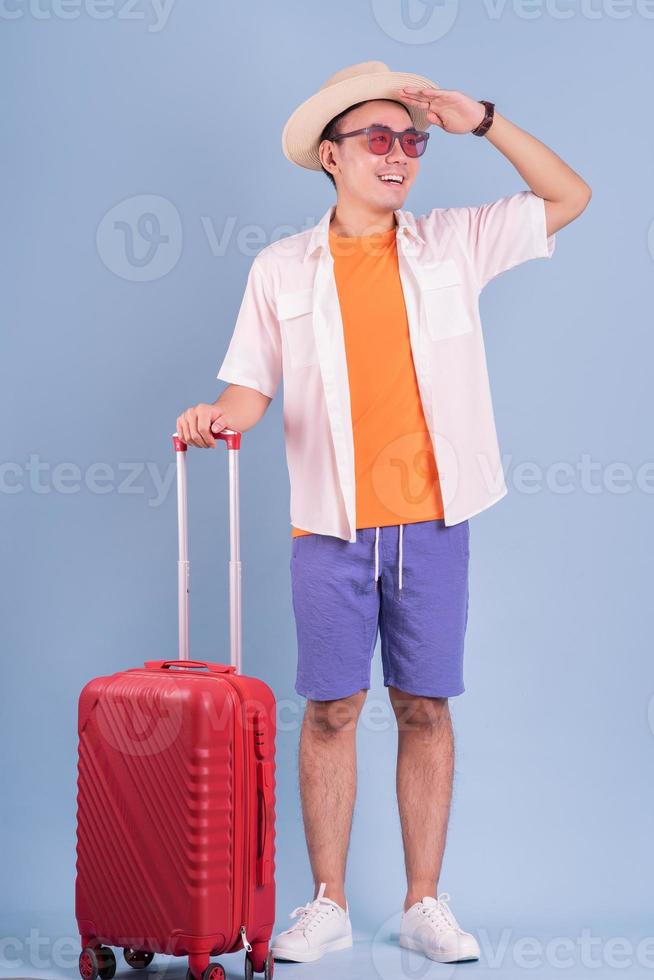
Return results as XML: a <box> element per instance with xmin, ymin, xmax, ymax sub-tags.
<box><xmin>238</xmin><ymin>690</ymin><xmax>252</xmax><ymax>954</ymax></box>
<box><xmin>223</xmin><ymin>674</ymin><xmax>255</xmax><ymax>955</ymax></box>
<box><xmin>241</xmin><ymin>693</ymin><xmax>254</xmax><ymax>955</ymax></box>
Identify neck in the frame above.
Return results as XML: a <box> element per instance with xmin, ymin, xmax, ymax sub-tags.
<box><xmin>329</xmin><ymin>196</ymin><xmax>397</xmax><ymax>237</ymax></box>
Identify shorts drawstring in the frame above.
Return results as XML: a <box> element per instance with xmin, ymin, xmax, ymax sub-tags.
<box><xmin>373</xmin><ymin>524</ymin><xmax>404</xmax><ymax>594</ymax></box>
<box><xmin>374</xmin><ymin>526</ymin><xmax>380</xmax><ymax>584</ymax></box>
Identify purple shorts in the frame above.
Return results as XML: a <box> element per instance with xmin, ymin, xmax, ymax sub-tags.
<box><xmin>290</xmin><ymin>518</ymin><xmax>470</xmax><ymax>701</ymax></box>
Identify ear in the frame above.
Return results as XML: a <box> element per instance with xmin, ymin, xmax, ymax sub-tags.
<box><xmin>319</xmin><ymin>138</ymin><xmax>338</xmax><ymax>178</ymax></box>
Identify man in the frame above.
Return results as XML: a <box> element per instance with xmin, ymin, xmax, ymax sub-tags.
<box><xmin>176</xmin><ymin>61</ymin><xmax>590</xmax><ymax>965</ymax></box>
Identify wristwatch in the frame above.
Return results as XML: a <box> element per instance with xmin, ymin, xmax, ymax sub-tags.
<box><xmin>471</xmin><ymin>100</ymin><xmax>495</xmax><ymax>137</ymax></box>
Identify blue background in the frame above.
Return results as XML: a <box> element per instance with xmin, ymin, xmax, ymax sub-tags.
<box><xmin>3</xmin><ymin>2</ymin><xmax>653</xmax><ymax>978</ymax></box>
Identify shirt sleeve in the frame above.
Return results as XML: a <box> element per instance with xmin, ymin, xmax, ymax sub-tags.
<box><xmin>216</xmin><ymin>254</ymin><xmax>282</xmax><ymax>400</ymax></box>
<box><xmin>456</xmin><ymin>190</ymin><xmax>556</xmax><ymax>291</ymax></box>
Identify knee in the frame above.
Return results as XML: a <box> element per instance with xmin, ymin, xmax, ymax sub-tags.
<box><xmin>388</xmin><ymin>686</ymin><xmax>450</xmax><ymax>731</ymax></box>
<box><xmin>304</xmin><ymin>689</ymin><xmax>367</xmax><ymax>734</ymax></box>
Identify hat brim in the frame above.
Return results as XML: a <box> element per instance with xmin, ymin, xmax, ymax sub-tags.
<box><xmin>281</xmin><ymin>70</ymin><xmax>439</xmax><ymax>171</ymax></box>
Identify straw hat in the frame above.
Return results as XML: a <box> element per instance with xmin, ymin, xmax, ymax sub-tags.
<box><xmin>281</xmin><ymin>60</ymin><xmax>440</xmax><ymax>171</ymax></box>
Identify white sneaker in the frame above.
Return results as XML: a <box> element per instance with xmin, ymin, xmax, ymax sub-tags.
<box><xmin>399</xmin><ymin>892</ymin><xmax>480</xmax><ymax>963</ymax></box>
<box><xmin>271</xmin><ymin>881</ymin><xmax>353</xmax><ymax>962</ymax></box>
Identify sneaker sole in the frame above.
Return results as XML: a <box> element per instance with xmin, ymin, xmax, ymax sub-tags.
<box><xmin>399</xmin><ymin>935</ymin><xmax>479</xmax><ymax>963</ymax></box>
<box><xmin>271</xmin><ymin>933</ymin><xmax>353</xmax><ymax>963</ymax></box>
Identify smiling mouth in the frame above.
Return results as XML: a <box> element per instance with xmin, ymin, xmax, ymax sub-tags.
<box><xmin>378</xmin><ymin>174</ymin><xmax>405</xmax><ymax>186</ymax></box>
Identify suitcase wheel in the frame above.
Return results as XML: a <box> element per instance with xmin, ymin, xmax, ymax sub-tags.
<box><xmin>79</xmin><ymin>947</ymin><xmax>116</xmax><ymax>980</ymax></box>
<box><xmin>245</xmin><ymin>951</ymin><xmax>274</xmax><ymax>979</ymax></box>
<box><xmin>123</xmin><ymin>948</ymin><xmax>155</xmax><ymax>970</ymax></box>
<box><xmin>185</xmin><ymin>964</ymin><xmax>225</xmax><ymax>980</ymax></box>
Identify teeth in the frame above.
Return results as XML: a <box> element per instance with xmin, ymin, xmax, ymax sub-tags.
<box><xmin>379</xmin><ymin>175</ymin><xmax>403</xmax><ymax>183</ymax></box>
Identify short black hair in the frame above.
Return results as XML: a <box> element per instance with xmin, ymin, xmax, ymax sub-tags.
<box><xmin>318</xmin><ymin>99</ymin><xmax>411</xmax><ymax>188</ymax></box>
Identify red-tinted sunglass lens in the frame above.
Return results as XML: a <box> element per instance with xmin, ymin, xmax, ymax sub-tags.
<box><xmin>400</xmin><ymin>132</ymin><xmax>427</xmax><ymax>157</ymax></box>
<box><xmin>367</xmin><ymin>129</ymin><xmax>393</xmax><ymax>154</ymax></box>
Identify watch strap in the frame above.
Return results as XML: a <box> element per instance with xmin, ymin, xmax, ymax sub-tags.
<box><xmin>471</xmin><ymin>100</ymin><xmax>495</xmax><ymax>137</ymax></box>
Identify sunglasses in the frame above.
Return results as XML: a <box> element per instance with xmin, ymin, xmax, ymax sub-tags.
<box><xmin>329</xmin><ymin>125</ymin><xmax>430</xmax><ymax>158</ymax></box>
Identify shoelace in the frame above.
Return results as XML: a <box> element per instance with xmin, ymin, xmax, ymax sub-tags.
<box><xmin>420</xmin><ymin>893</ymin><xmax>464</xmax><ymax>934</ymax></box>
<box><xmin>288</xmin><ymin>896</ymin><xmax>338</xmax><ymax>934</ymax></box>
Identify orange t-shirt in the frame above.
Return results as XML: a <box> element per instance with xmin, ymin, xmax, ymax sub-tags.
<box><xmin>291</xmin><ymin>223</ymin><xmax>444</xmax><ymax>538</ymax></box>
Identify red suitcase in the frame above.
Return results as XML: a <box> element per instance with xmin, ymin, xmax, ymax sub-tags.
<box><xmin>75</xmin><ymin>428</ymin><xmax>276</xmax><ymax>980</ymax></box>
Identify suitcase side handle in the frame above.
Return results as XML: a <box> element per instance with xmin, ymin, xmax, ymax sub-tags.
<box><xmin>256</xmin><ymin>760</ymin><xmax>274</xmax><ymax>886</ymax></box>
<box><xmin>144</xmin><ymin>659</ymin><xmax>237</xmax><ymax>674</ymax></box>
<box><xmin>171</xmin><ymin>427</ymin><xmax>243</xmax><ymax>673</ymax></box>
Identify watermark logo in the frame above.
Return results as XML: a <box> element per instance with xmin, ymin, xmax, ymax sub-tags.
<box><xmin>96</xmin><ymin>194</ymin><xmax>182</xmax><ymax>281</ymax></box>
<box><xmin>93</xmin><ymin>208</ymin><xmax>459</xmax><ymax>271</ymax></box>
<box><xmin>370</xmin><ymin>431</ymin><xmax>455</xmax><ymax>519</ymax></box>
<box><xmin>94</xmin><ymin>684</ymin><xmax>184</xmax><ymax>757</ymax></box>
<box><xmin>370</xmin><ymin>0</ymin><xmax>460</xmax><ymax>43</ymax></box>
<box><xmin>3</xmin><ymin>451</ymin><xmax>654</xmax><ymax>504</ymax></box>
<box><xmin>0</xmin><ymin>0</ymin><xmax>176</xmax><ymax>31</ymax></box>
<box><xmin>482</xmin><ymin>0</ymin><xmax>654</xmax><ymax>19</ymax></box>
<box><xmin>369</xmin><ymin>919</ymin><xmax>654</xmax><ymax>977</ymax></box>
<box><xmin>0</xmin><ymin>930</ymin><xmax>182</xmax><ymax>973</ymax></box>
<box><xmin>0</xmin><ymin>455</ymin><xmax>176</xmax><ymax>505</ymax></box>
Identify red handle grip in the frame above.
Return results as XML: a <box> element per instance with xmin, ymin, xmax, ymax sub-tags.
<box><xmin>173</xmin><ymin>427</ymin><xmax>242</xmax><ymax>451</ymax></box>
<box><xmin>144</xmin><ymin>659</ymin><xmax>237</xmax><ymax>674</ymax></box>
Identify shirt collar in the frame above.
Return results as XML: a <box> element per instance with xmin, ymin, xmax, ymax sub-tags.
<box><xmin>303</xmin><ymin>204</ymin><xmax>425</xmax><ymax>262</ymax></box>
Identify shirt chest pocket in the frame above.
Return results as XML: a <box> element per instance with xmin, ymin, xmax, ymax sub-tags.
<box><xmin>417</xmin><ymin>260</ymin><xmax>473</xmax><ymax>341</ymax></box>
<box><xmin>276</xmin><ymin>288</ymin><xmax>319</xmax><ymax>368</ymax></box>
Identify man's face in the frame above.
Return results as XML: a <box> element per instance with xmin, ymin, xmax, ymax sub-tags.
<box><xmin>321</xmin><ymin>99</ymin><xmax>422</xmax><ymax>210</ymax></box>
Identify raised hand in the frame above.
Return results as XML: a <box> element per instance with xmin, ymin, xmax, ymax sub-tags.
<box><xmin>399</xmin><ymin>86</ymin><xmax>487</xmax><ymax>135</ymax></box>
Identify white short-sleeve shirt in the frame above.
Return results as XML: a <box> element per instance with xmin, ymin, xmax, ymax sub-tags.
<box><xmin>217</xmin><ymin>190</ymin><xmax>555</xmax><ymax>542</ymax></box>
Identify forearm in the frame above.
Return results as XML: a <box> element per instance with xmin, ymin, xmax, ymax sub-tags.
<box><xmin>213</xmin><ymin>383</ymin><xmax>271</xmax><ymax>432</ymax></box>
<box><xmin>484</xmin><ymin>110</ymin><xmax>591</xmax><ymax>224</ymax></box>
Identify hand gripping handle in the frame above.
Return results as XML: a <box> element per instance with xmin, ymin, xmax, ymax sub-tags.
<box><xmin>173</xmin><ymin>426</ymin><xmax>242</xmax><ymax>452</ymax></box>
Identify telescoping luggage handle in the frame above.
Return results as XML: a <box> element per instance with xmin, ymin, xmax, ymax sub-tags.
<box><xmin>171</xmin><ymin>427</ymin><xmax>243</xmax><ymax>674</ymax></box>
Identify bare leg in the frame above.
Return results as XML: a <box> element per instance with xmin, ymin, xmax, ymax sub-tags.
<box><xmin>387</xmin><ymin>686</ymin><xmax>454</xmax><ymax>912</ymax></box>
<box><xmin>298</xmin><ymin>689</ymin><xmax>367</xmax><ymax>910</ymax></box>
